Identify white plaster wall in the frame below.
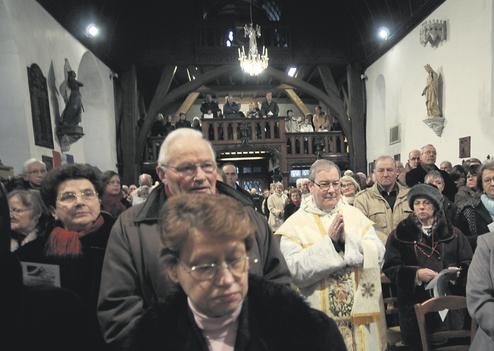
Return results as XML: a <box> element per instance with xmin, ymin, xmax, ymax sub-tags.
<box><xmin>0</xmin><ymin>0</ymin><xmax>116</xmax><ymax>174</ymax></box>
<box><xmin>365</xmin><ymin>0</ymin><xmax>493</xmax><ymax>166</ymax></box>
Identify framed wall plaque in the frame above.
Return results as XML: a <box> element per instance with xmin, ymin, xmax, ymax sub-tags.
<box><xmin>27</xmin><ymin>64</ymin><xmax>54</xmax><ymax>149</ymax></box>
<box><xmin>41</xmin><ymin>155</ymin><xmax>53</xmax><ymax>171</ymax></box>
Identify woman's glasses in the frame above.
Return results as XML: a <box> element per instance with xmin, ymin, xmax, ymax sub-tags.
<box><xmin>180</xmin><ymin>255</ymin><xmax>257</xmax><ymax>281</ymax></box>
<box><xmin>57</xmin><ymin>189</ymin><xmax>98</xmax><ymax>203</ymax></box>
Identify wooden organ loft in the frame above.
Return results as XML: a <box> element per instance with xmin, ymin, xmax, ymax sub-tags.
<box><xmin>143</xmin><ymin>117</ymin><xmax>348</xmax><ymax>190</ymax></box>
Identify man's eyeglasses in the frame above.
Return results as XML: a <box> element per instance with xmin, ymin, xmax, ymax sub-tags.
<box><xmin>409</xmin><ymin>157</ymin><xmax>420</xmax><ymax>161</ymax></box>
<box><xmin>28</xmin><ymin>169</ymin><xmax>47</xmax><ymax>175</ymax></box>
<box><xmin>180</xmin><ymin>255</ymin><xmax>257</xmax><ymax>281</ymax></box>
<box><xmin>164</xmin><ymin>161</ymin><xmax>216</xmax><ymax>177</ymax></box>
<box><xmin>483</xmin><ymin>177</ymin><xmax>494</xmax><ymax>184</ymax></box>
<box><xmin>313</xmin><ymin>181</ymin><xmax>340</xmax><ymax>191</ymax></box>
<box><xmin>57</xmin><ymin>189</ymin><xmax>98</xmax><ymax>203</ymax></box>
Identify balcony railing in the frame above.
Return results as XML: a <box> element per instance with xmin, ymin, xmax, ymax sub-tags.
<box><xmin>144</xmin><ymin>118</ymin><xmax>347</xmax><ymax>165</ymax></box>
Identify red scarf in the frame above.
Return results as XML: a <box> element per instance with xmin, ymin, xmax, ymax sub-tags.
<box><xmin>45</xmin><ymin>215</ymin><xmax>104</xmax><ymax>257</ymax></box>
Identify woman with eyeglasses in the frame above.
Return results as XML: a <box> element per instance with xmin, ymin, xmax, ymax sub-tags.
<box><xmin>129</xmin><ymin>193</ymin><xmax>345</xmax><ymax>351</ymax></box>
<box><xmin>339</xmin><ymin>175</ymin><xmax>361</xmax><ymax>205</ymax></box>
<box><xmin>383</xmin><ymin>184</ymin><xmax>472</xmax><ymax>350</ymax></box>
<box><xmin>454</xmin><ymin>164</ymin><xmax>481</xmax><ymax>209</ymax></box>
<box><xmin>15</xmin><ymin>163</ymin><xmax>115</xmax><ymax>349</ymax></box>
<box><xmin>455</xmin><ymin>161</ymin><xmax>494</xmax><ymax>251</ymax></box>
<box><xmin>8</xmin><ymin>189</ymin><xmax>51</xmax><ymax>252</ymax></box>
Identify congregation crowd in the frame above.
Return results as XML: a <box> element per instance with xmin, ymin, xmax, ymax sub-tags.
<box><xmin>2</xmin><ymin>125</ymin><xmax>494</xmax><ymax>350</ymax></box>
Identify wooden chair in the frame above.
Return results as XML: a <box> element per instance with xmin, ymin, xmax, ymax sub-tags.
<box><xmin>414</xmin><ymin>295</ymin><xmax>475</xmax><ymax>351</ymax></box>
<box><xmin>381</xmin><ymin>274</ymin><xmax>405</xmax><ymax>349</ymax></box>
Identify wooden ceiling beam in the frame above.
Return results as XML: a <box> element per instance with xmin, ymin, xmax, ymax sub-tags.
<box><xmin>283</xmin><ymin>88</ymin><xmax>310</xmax><ymax>116</ymax></box>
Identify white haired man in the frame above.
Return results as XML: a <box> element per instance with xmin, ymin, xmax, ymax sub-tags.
<box><xmin>23</xmin><ymin>158</ymin><xmax>47</xmax><ymax>190</ymax></box>
<box><xmin>406</xmin><ymin>144</ymin><xmax>457</xmax><ymax>201</ymax></box>
<box><xmin>97</xmin><ymin>128</ymin><xmax>291</xmax><ymax>349</ymax></box>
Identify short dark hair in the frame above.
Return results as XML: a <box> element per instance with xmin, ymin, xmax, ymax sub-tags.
<box><xmin>40</xmin><ymin>164</ymin><xmax>103</xmax><ymax>208</ymax></box>
<box><xmin>102</xmin><ymin>170</ymin><xmax>119</xmax><ymax>187</ymax></box>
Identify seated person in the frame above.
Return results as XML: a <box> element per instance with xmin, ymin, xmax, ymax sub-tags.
<box><xmin>129</xmin><ymin>193</ymin><xmax>346</xmax><ymax>351</ymax></box>
<box><xmin>383</xmin><ymin>184</ymin><xmax>472</xmax><ymax>349</ymax></box>
<box><xmin>16</xmin><ymin>164</ymin><xmax>115</xmax><ymax>349</ymax></box>
<box><xmin>8</xmin><ymin>189</ymin><xmax>51</xmax><ymax>252</ymax></box>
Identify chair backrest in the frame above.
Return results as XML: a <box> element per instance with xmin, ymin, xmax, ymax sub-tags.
<box><xmin>414</xmin><ymin>295</ymin><xmax>474</xmax><ymax>351</ymax></box>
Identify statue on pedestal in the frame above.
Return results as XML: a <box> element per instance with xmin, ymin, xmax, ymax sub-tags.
<box><xmin>422</xmin><ymin>64</ymin><xmax>441</xmax><ymax>118</ymax></box>
<box><xmin>421</xmin><ymin>64</ymin><xmax>445</xmax><ymax>136</ymax></box>
<box><xmin>57</xmin><ymin>59</ymin><xmax>84</xmax><ymax>151</ymax></box>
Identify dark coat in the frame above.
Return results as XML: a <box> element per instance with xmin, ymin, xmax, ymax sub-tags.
<box><xmin>260</xmin><ymin>100</ymin><xmax>279</xmax><ymax>118</ymax></box>
<box><xmin>200</xmin><ymin>100</ymin><xmax>220</xmax><ymax>118</ymax></box>
<box><xmin>15</xmin><ymin>212</ymin><xmax>114</xmax><ymax>350</ymax></box>
<box><xmin>406</xmin><ymin>164</ymin><xmax>457</xmax><ymax>202</ymax></box>
<box><xmin>383</xmin><ymin>214</ymin><xmax>472</xmax><ymax>348</ymax></box>
<box><xmin>175</xmin><ymin>119</ymin><xmax>191</xmax><ymax>128</ymax></box>
<box><xmin>129</xmin><ymin>276</ymin><xmax>346</xmax><ymax>351</ymax></box>
<box><xmin>16</xmin><ymin>211</ymin><xmax>114</xmax><ymax>305</ymax></box>
<box><xmin>283</xmin><ymin>201</ymin><xmax>300</xmax><ymax>221</ymax></box>
<box><xmin>455</xmin><ymin>196</ymin><xmax>493</xmax><ymax>251</ymax></box>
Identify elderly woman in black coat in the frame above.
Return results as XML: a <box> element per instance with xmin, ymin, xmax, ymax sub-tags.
<box><xmin>16</xmin><ymin>163</ymin><xmax>114</xmax><ymax>350</ymax></box>
<box><xmin>455</xmin><ymin>161</ymin><xmax>494</xmax><ymax>251</ymax></box>
<box><xmin>383</xmin><ymin>184</ymin><xmax>472</xmax><ymax>350</ymax></box>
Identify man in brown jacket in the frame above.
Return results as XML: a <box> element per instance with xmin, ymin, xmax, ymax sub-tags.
<box><xmin>354</xmin><ymin>155</ymin><xmax>412</xmax><ymax>243</ymax></box>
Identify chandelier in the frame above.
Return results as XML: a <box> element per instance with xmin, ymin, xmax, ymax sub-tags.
<box><xmin>238</xmin><ymin>1</ymin><xmax>269</xmax><ymax>76</ymax></box>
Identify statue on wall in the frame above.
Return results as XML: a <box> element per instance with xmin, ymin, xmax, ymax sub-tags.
<box><xmin>56</xmin><ymin>59</ymin><xmax>84</xmax><ymax>151</ymax></box>
<box><xmin>61</xmin><ymin>70</ymin><xmax>84</xmax><ymax>126</ymax></box>
<box><xmin>421</xmin><ymin>64</ymin><xmax>441</xmax><ymax>118</ymax></box>
<box><xmin>421</xmin><ymin>64</ymin><xmax>445</xmax><ymax>137</ymax></box>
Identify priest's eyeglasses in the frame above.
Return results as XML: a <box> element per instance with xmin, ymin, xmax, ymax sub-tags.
<box><xmin>313</xmin><ymin>181</ymin><xmax>340</xmax><ymax>191</ymax></box>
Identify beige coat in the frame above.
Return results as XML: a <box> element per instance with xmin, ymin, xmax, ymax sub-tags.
<box><xmin>267</xmin><ymin>192</ymin><xmax>288</xmax><ymax>231</ymax></box>
<box><xmin>353</xmin><ymin>182</ymin><xmax>412</xmax><ymax>243</ymax></box>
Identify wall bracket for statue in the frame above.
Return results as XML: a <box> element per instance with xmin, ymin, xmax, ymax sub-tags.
<box><xmin>56</xmin><ymin>59</ymin><xmax>84</xmax><ymax>152</ymax></box>
<box><xmin>422</xmin><ymin>117</ymin><xmax>444</xmax><ymax>137</ymax></box>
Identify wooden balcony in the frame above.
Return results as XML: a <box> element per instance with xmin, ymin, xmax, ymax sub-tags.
<box><xmin>143</xmin><ymin>118</ymin><xmax>349</xmax><ymax>174</ymax></box>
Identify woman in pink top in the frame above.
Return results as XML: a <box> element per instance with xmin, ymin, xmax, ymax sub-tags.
<box><xmin>129</xmin><ymin>194</ymin><xmax>345</xmax><ymax>351</ymax></box>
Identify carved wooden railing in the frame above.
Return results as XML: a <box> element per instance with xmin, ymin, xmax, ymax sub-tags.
<box><xmin>144</xmin><ymin>118</ymin><xmax>347</xmax><ymax>167</ymax></box>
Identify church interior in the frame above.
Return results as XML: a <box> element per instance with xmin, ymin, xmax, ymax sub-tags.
<box><xmin>2</xmin><ymin>0</ymin><xmax>494</xmax><ymax>350</ymax></box>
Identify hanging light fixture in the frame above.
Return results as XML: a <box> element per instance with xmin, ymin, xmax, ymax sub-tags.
<box><xmin>238</xmin><ymin>0</ymin><xmax>269</xmax><ymax>76</ymax></box>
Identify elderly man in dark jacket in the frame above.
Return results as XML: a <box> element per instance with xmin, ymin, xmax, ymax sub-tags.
<box><xmin>97</xmin><ymin>128</ymin><xmax>291</xmax><ymax>350</ymax></box>
<box><xmin>406</xmin><ymin>144</ymin><xmax>457</xmax><ymax>201</ymax></box>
